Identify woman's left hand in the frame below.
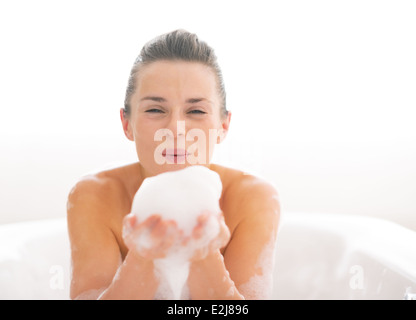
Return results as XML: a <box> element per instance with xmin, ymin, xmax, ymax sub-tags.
<box><xmin>187</xmin><ymin>211</ymin><xmax>230</xmax><ymax>261</ymax></box>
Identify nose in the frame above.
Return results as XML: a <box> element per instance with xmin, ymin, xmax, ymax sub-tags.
<box><xmin>165</xmin><ymin>110</ymin><xmax>186</xmax><ymax>139</ymax></box>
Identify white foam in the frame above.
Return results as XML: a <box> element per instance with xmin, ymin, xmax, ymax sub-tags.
<box><xmin>130</xmin><ymin>165</ymin><xmax>223</xmax><ymax>299</ymax></box>
<box><xmin>238</xmin><ymin>236</ymin><xmax>277</xmax><ymax>300</ymax></box>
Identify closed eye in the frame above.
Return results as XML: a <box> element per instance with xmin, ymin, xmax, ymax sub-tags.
<box><xmin>145</xmin><ymin>109</ymin><xmax>164</xmax><ymax>113</ymax></box>
<box><xmin>145</xmin><ymin>109</ymin><xmax>206</xmax><ymax>114</ymax></box>
<box><xmin>188</xmin><ymin>110</ymin><xmax>206</xmax><ymax>114</ymax></box>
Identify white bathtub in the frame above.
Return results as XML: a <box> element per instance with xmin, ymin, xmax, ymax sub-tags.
<box><xmin>0</xmin><ymin>212</ymin><xmax>415</xmax><ymax>300</ymax></box>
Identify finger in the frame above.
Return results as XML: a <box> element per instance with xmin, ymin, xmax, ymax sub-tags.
<box><xmin>192</xmin><ymin>224</ymin><xmax>204</xmax><ymax>240</ymax></box>
<box><xmin>181</xmin><ymin>235</ymin><xmax>190</xmax><ymax>246</ymax></box>
<box><xmin>149</xmin><ymin>219</ymin><xmax>180</xmax><ymax>250</ymax></box>
<box><xmin>207</xmin><ymin>222</ymin><xmax>230</xmax><ymax>251</ymax></box>
<box><xmin>220</xmin><ymin>231</ymin><xmax>231</xmax><ymax>249</ymax></box>
<box><xmin>164</xmin><ymin>220</ymin><xmax>180</xmax><ymax>241</ymax></box>
<box><xmin>217</xmin><ymin>213</ymin><xmax>226</xmax><ymax>225</ymax></box>
<box><xmin>158</xmin><ymin>229</ymin><xmax>181</xmax><ymax>254</ymax></box>
<box><xmin>143</xmin><ymin>214</ymin><xmax>161</xmax><ymax>230</ymax></box>
<box><xmin>127</xmin><ymin>215</ymin><xmax>161</xmax><ymax>249</ymax></box>
<box><xmin>150</xmin><ymin>219</ymin><xmax>169</xmax><ymax>246</ymax></box>
<box><xmin>122</xmin><ymin>214</ymin><xmax>138</xmax><ymax>243</ymax></box>
<box><xmin>192</xmin><ymin>213</ymin><xmax>210</xmax><ymax>239</ymax></box>
<box><xmin>220</xmin><ymin>221</ymin><xmax>231</xmax><ymax>242</ymax></box>
<box><xmin>160</xmin><ymin>220</ymin><xmax>183</xmax><ymax>247</ymax></box>
<box><xmin>122</xmin><ymin>213</ymin><xmax>136</xmax><ymax>229</ymax></box>
<box><xmin>197</xmin><ymin>211</ymin><xmax>210</xmax><ymax>225</ymax></box>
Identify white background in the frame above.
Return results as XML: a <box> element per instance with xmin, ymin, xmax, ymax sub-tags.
<box><xmin>0</xmin><ymin>0</ymin><xmax>415</xmax><ymax>230</ymax></box>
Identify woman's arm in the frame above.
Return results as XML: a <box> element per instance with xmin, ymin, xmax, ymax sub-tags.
<box><xmin>97</xmin><ymin>251</ymin><xmax>158</xmax><ymax>299</ymax></box>
<box><xmin>187</xmin><ymin>178</ymin><xmax>280</xmax><ymax>300</ymax></box>
<box><xmin>67</xmin><ymin>177</ymin><xmax>158</xmax><ymax>300</ymax></box>
<box><xmin>188</xmin><ymin>250</ymin><xmax>245</xmax><ymax>299</ymax></box>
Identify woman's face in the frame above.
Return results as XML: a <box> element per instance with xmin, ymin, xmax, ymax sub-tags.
<box><xmin>121</xmin><ymin>60</ymin><xmax>231</xmax><ymax>177</ymax></box>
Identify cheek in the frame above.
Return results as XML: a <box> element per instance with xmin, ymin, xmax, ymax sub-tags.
<box><xmin>133</xmin><ymin>117</ymin><xmax>158</xmax><ymax>140</ymax></box>
<box><xmin>200</xmin><ymin>120</ymin><xmax>223</xmax><ymax>143</ymax></box>
<box><xmin>132</xmin><ymin>120</ymin><xmax>162</xmax><ymax>160</ymax></box>
<box><xmin>189</xmin><ymin>126</ymin><xmax>220</xmax><ymax>161</ymax></box>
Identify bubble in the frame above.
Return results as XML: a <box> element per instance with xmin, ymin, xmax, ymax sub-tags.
<box><xmin>130</xmin><ymin>165</ymin><xmax>223</xmax><ymax>299</ymax></box>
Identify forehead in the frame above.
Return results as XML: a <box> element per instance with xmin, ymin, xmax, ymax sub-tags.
<box><xmin>135</xmin><ymin>60</ymin><xmax>219</xmax><ymax>101</ymax></box>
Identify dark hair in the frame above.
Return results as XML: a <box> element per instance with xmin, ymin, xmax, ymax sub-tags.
<box><xmin>123</xmin><ymin>29</ymin><xmax>227</xmax><ymax>118</ymax></box>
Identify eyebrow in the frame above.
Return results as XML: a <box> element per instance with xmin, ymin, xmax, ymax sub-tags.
<box><xmin>140</xmin><ymin>96</ymin><xmax>213</xmax><ymax>104</ymax></box>
<box><xmin>140</xmin><ymin>96</ymin><xmax>167</xmax><ymax>103</ymax></box>
<box><xmin>186</xmin><ymin>98</ymin><xmax>212</xmax><ymax>104</ymax></box>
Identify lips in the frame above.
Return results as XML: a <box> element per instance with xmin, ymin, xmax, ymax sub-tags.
<box><xmin>162</xmin><ymin>148</ymin><xmax>189</xmax><ymax>157</ymax></box>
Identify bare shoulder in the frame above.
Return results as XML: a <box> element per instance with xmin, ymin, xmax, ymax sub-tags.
<box><xmin>231</xmin><ymin>173</ymin><xmax>280</xmax><ymax>217</ymax></box>
<box><xmin>67</xmin><ymin>168</ymin><xmax>132</xmax><ymax>224</ymax></box>
<box><xmin>212</xmin><ymin>164</ymin><xmax>278</xmax><ymax>191</ymax></box>
<box><xmin>212</xmin><ymin>164</ymin><xmax>280</xmax><ymax>227</ymax></box>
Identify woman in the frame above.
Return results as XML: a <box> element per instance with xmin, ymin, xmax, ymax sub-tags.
<box><xmin>67</xmin><ymin>29</ymin><xmax>280</xmax><ymax>300</ymax></box>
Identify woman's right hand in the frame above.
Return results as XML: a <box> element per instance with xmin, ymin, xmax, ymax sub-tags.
<box><xmin>122</xmin><ymin>213</ymin><xmax>183</xmax><ymax>260</ymax></box>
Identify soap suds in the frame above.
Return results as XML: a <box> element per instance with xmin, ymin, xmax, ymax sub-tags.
<box><xmin>75</xmin><ymin>287</ymin><xmax>106</xmax><ymax>300</ymax></box>
<box><xmin>226</xmin><ymin>286</ymin><xmax>235</xmax><ymax>297</ymax></box>
<box><xmin>238</xmin><ymin>236</ymin><xmax>277</xmax><ymax>300</ymax></box>
<box><xmin>130</xmin><ymin>165</ymin><xmax>223</xmax><ymax>299</ymax></box>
